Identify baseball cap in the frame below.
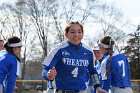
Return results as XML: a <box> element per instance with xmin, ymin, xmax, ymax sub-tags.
<box><xmin>93</xmin><ymin>45</ymin><xmax>100</xmax><ymax>51</ymax></box>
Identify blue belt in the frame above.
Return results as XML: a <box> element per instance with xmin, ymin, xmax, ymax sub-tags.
<box><xmin>56</xmin><ymin>89</ymin><xmax>80</xmax><ymax>93</ymax></box>
<box><xmin>119</xmin><ymin>87</ymin><xmax>125</xmax><ymax>89</ymax></box>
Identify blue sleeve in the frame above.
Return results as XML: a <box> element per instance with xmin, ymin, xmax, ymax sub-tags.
<box><xmin>101</xmin><ymin>60</ymin><xmax>111</xmax><ymax>92</ymax></box>
<box><xmin>42</xmin><ymin>65</ymin><xmax>49</xmax><ymax>80</ymax></box>
<box><xmin>42</xmin><ymin>49</ymin><xmax>61</xmax><ymax>80</ymax></box>
<box><xmin>101</xmin><ymin>73</ymin><xmax>111</xmax><ymax>92</ymax></box>
<box><xmin>4</xmin><ymin>55</ymin><xmax>17</xmax><ymax>93</ymax></box>
<box><xmin>88</xmin><ymin>52</ymin><xmax>98</xmax><ymax>75</ymax></box>
<box><xmin>4</xmin><ymin>75</ymin><xmax>17</xmax><ymax>93</ymax></box>
<box><xmin>88</xmin><ymin>52</ymin><xmax>100</xmax><ymax>88</ymax></box>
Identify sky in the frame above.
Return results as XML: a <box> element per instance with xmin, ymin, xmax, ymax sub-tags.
<box><xmin>106</xmin><ymin>0</ymin><xmax>140</xmax><ymax>25</ymax></box>
<box><xmin>0</xmin><ymin>0</ymin><xmax>139</xmax><ymax>38</ymax></box>
<box><xmin>0</xmin><ymin>0</ymin><xmax>140</xmax><ymax>25</ymax></box>
<box><xmin>83</xmin><ymin>0</ymin><xmax>140</xmax><ymax>38</ymax></box>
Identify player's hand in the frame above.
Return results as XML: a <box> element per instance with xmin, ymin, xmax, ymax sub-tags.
<box><xmin>47</xmin><ymin>67</ymin><xmax>57</xmax><ymax>80</ymax></box>
<box><xmin>14</xmin><ymin>85</ymin><xmax>18</xmax><ymax>91</ymax></box>
<box><xmin>96</xmin><ymin>87</ymin><xmax>107</xmax><ymax>93</ymax></box>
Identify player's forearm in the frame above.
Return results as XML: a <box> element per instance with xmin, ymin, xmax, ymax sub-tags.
<box><xmin>42</xmin><ymin>65</ymin><xmax>50</xmax><ymax>80</ymax></box>
<box><xmin>90</xmin><ymin>74</ymin><xmax>100</xmax><ymax>88</ymax></box>
<box><xmin>42</xmin><ymin>69</ymin><xmax>49</xmax><ymax>80</ymax></box>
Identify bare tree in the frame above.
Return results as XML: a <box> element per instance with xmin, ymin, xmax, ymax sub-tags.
<box><xmin>16</xmin><ymin>0</ymin><xmax>98</xmax><ymax>57</ymax></box>
<box><xmin>17</xmin><ymin>0</ymin><xmax>58</xmax><ymax>58</ymax></box>
<box><xmin>0</xmin><ymin>1</ymin><xmax>38</xmax><ymax>81</ymax></box>
<box><xmin>92</xmin><ymin>2</ymin><xmax>130</xmax><ymax>52</ymax></box>
<box><xmin>49</xmin><ymin>0</ymin><xmax>97</xmax><ymax>43</ymax></box>
<box><xmin>0</xmin><ymin>4</ymin><xmax>17</xmax><ymax>39</ymax></box>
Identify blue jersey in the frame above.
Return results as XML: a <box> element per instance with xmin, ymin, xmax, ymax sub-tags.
<box><xmin>100</xmin><ymin>52</ymin><xmax>131</xmax><ymax>92</ymax></box>
<box><xmin>42</xmin><ymin>41</ymin><xmax>99</xmax><ymax>90</ymax></box>
<box><xmin>0</xmin><ymin>50</ymin><xmax>7</xmax><ymax>57</ymax></box>
<box><xmin>0</xmin><ymin>52</ymin><xmax>20</xmax><ymax>93</ymax></box>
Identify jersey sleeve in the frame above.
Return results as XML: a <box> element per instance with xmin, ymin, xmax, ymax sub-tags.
<box><xmin>42</xmin><ymin>48</ymin><xmax>61</xmax><ymax>80</ymax></box>
<box><xmin>88</xmin><ymin>52</ymin><xmax>100</xmax><ymax>89</ymax></box>
<box><xmin>4</xmin><ymin>75</ymin><xmax>17</xmax><ymax>93</ymax></box>
<box><xmin>4</xmin><ymin>55</ymin><xmax>17</xmax><ymax>93</ymax></box>
<box><xmin>100</xmin><ymin>57</ymin><xmax>111</xmax><ymax>92</ymax></box>
<box><xmin>101</xmin><ymin>71</ymin><xmax>111</xmax><ymax>92</ymax></box>
<box><xmin>42</xmin><ymin>65</ymin><xmax>49</xmax><ymax>80</ymax></box>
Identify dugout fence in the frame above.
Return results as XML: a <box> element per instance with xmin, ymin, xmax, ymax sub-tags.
<box><xmin>15</xmin><ymin>80</ymin><xmax>140</xmax><ymax>93</ymax></box>
<box><xmin>15</xmin><ymin>80</ymin><xmax>47</xmax><ymax>93</ymax></box>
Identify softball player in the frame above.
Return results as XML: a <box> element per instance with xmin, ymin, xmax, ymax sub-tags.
<box><xmin>98</xmin><ymin>36</ymin><xmax>133</xmax><ymax>93</ymax></box>
<box><xmin>0</xmin><ymin>36</ymin><xmax>22</xmax><ymax>93</ymax></box>
<box><xmin>42</xmin><ymin>21</ymin><xmax>107</xmax><ymax>93</ymax></box>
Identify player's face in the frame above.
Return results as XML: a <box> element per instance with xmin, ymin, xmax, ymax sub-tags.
<box><xmin>100</xmin><ymin>47</ymin><xmax>108</xmax><ymax>54</ymax></box>
<box><xmin>13</xmin><ymin>46</ymin><xmax>22</xmax><ymax>57</ymax></box>
<box><xmin>0</xmin><ymin>42</ymin><xmax>4</xmax><ymax>50</ymax></box>
<box><xmin>65</xmin><ymin>24</ymin><xmax>83</xmax><ymax>45</ymax></box>
<box><xmin>94</xmin><ymin>50</ymin><xmax>103</xmax><ymax>60</ymax></box>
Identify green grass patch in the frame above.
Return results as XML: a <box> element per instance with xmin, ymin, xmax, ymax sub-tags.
<box><xmin>134</xmin><ymin>91</ymin><xmax>140</xmax><ymax>93</ymax></box>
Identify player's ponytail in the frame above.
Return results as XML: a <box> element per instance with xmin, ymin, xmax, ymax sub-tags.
<box><xmin>105</xmin><ymin>37</ymin><xmax>113</xmax><ymax>76</ymax></box>
<box><xmin>99</xmin><ymin>36</ymin><xmax>115</xmax><ymax>76</ymax></box>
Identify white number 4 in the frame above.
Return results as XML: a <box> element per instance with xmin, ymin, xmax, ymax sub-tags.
<box><xmin>118</xmin><ymin>60</ymin><xmax>125</xmax><ymax>77</ymax></box>
<box><xmin>71</xmin><ymin>67</ymin><xmax>78</xmax><ymax>77</ymax></box>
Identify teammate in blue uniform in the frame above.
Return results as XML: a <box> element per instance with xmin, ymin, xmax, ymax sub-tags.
<box><xmin>0</xmin><ymin>36</ymin><xmax>22</xmax><ymax>93</ymax></box>
<box><xmin>98</xmin><ymin>36</ymin><xmax>133</xmax><ymax>93</ymax></box>
<box><xmin>42</xmin><ymin>21</ymin><xmax>107</xmax><ymax>93</ymax></box>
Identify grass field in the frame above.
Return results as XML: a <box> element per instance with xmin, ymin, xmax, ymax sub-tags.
<box><xmin>134</xmin><ymin>92</ymin><xmax>140</xmax><ymax>93</ymax></box>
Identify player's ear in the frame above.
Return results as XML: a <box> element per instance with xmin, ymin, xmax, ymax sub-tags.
<box><xmin>65</xmin><ymin>32</ymin><xmax>68</xmax><ymax>38</ymax></box>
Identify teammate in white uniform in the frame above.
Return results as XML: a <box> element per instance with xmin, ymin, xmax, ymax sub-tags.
<box><xmin>93</xmin><ymin>45</ymin><xmax>104</xmax><ymax>93</ymax></box>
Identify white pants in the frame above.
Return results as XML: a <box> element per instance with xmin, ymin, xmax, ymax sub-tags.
<box><xmin>56</xmin><ymin>90</ymin><xmax>87</xmax><ymax>93</ymax></box>
<box><xmin>111</xmin><ymin>87</ymin><xmax>133</xmax><ymax>93</ymax></box>
<box><xmin>47</xmin><ymin>88</ymin><xmax>56</xmax><ymax>93</ymax></box>
<box><xmin>0</xmin><ymin>84</ymin><xmax>3</xmax><ymax>93</ymax></box>
<box><xmin>47</xmin><ymin>88</ymin><xmax>87</xmax><ymax>93</ymax></box>
<box><xmin>87</xmin><ymin>86</ymin><xmax>94</xmax><ymax>93</ymax></box>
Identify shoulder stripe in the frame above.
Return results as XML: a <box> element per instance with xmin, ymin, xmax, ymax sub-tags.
<box><xmin>82</xmin><ymin>43</ymin><xmax>92</xmax><ymax>52</ymax></box>
<box><xmin>42</xmin><ymin>41</ymin><xmax>68</xmax><ymax>66</ymax></box>
<box><xmin>101</xmin><ymin>52</ymin><xmax>119</xmax><ymax>80</ymax></box>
